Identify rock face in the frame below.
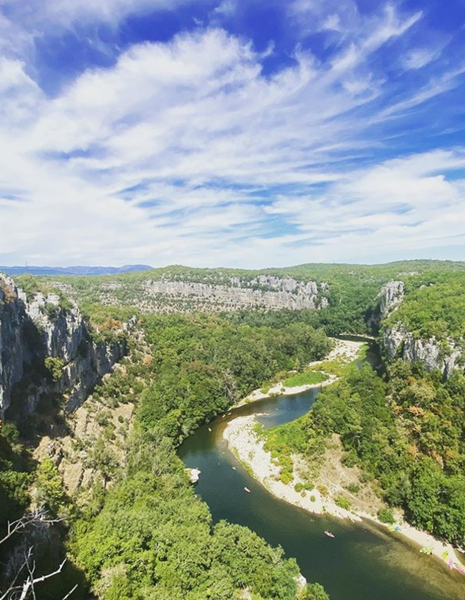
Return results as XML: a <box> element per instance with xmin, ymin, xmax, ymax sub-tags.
<box><xmin>0</xmin><ymin>275</ymin><xmax>128</xmax><ymax>419</ymax></box>
<box><xmin>95</xmin><ymin>274</ymin><xmax>328</xmax><ymax>313</ymax></box>
<box><xmin>379</xmin><ymin>280</ymin><xmax>463</xmax><ymax>377</ymax></box>
<box><xmin>379</xmin><ymin>281</ymin><xmax>404</xmax><ymax>317</ymax></box>
<box><xmin>187</xmin><ymin>468</ymin><xmax>201</xmax><ymax>484</ymax></box>
<box><xmin>382</xmin><ymin>323</ymin><xmax>463</xmax><ymax>377</ymax></box>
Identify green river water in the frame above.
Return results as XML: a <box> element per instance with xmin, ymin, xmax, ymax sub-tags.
<box><xmin>179</xmin><ymin>341</ymin><xmax>465</xmax><ymax>600</ymax></box>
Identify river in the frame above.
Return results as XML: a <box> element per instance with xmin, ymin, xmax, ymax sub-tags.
<box><xmin>179</xmin><ymin>340</ymin><xmax>465</xmax><ymax>600</ymax></box>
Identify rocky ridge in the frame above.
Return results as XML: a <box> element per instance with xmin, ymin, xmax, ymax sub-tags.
<box><xmin>379</xmin><ymin>281</ymin><xmax>464</xmax><ymax>377</ymax></box>
<box><xmin>0</xmin><ymin>274</ymin><xmax>128</xmax><ymax>419</ymax></box>
<box><xmin>61</xmin><ymin>274</ymin><xmax>330</xmax><ymax>313</ymax></box>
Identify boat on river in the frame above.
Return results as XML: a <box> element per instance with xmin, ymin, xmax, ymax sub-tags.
<box><xmin>324</xmin><ymin>531</ymin><xmax>335</xmax><ymax>539</ymax></box>
<box><xmin>244</xmin><ymin>487</ymin><xmax>251</xmax><ymax>493</ymax></box>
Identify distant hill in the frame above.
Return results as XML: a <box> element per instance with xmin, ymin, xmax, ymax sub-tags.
<box><xmin>27</xmin><ymin>259</ymin><xmax>463</xmax><ymax>329</ymax></box>
<box><xmin>0</xmin><ymin>264</ymin><xmax>153</xmax><ymax>277</ymax></box>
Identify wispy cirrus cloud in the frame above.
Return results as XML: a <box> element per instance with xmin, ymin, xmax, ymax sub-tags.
<box><xmin>0</xmin><ymin>1</ymin><xmax>464</xmax><ymax>267</ymax></box>
<box><xmin>0</xmin><ymin>0</ymin><xmax>198</xmax><ymax>29</ymax></box>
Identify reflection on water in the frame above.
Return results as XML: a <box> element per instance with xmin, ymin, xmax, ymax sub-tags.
<box><xmin>179</xmin><ymin>345</ymin><xmax>465</xmax><ymax>600</ymax></box>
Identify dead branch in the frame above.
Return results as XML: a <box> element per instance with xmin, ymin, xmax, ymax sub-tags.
<box><xmin>0</xmin><ymin>509</ymin><xmax>61</xmax><ymax>548</ymax></box>
<box><xmin>0</xmin><ymin>511</ymin><xmax>76</xmax><ymax>600</ymax></box>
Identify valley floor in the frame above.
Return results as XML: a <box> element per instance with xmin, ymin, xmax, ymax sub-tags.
<box><xmin>234</xmin><ymin>338</ymin><xmax>362</xmax><ymax>408</ymax></box>
<box><xmin>224</xmin><ymin>338</ymin><xmax>465</xmax><ymax>576</ymax></box>
<box><xmin>223</xmin><ymin>416</ymin><xmax>464</xmax><ymax>574</ymax></box>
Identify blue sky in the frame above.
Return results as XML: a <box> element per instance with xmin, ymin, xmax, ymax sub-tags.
<box><xmin>1</xmin><ymin>0</ymin><xmax>465</xmax><ymax>267</ymax></box>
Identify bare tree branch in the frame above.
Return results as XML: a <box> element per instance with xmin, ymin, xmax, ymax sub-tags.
<box><xmin>0</xmin><ymin>511</ymin><xmax>77</xmax><ymax>600</ymax></box>
<box><xmin>0</xmin><ymin>510</ymin><xmax>61</xmax><ymax>547</ymax></box>
<box><xmin>61</xmin><ymin>584</ymin><xmax>78</xmax><ymax>600</ymax></box>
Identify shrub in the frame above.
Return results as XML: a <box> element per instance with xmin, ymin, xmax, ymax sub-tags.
<box><xmin>334</xmin><ymin>494</ymin><xmax>352</xmax><ymax>510</ymax></box>
<box><xmin>45</xmin><ymin>302</ymin><xmax>60</xmax><ymax>321</ymax></box>
<box><xmin>342</xmin><ymin>451</ymin><xmax>358</xmax><ymax>468</ymax></box>
<box><xmin>280</xmin><ymin>471</ymin><xmax>293</xmax><ymax>485</ymax></box>
<box><xmin>377</xmin><ymin>507</ymin><xmax>395</xmax><ymax>524</ymax></box>
<box><xmin>44</xmin><ymin>357</ymin><xmax>65</xmax><ymax>382</ymax></box>
<box><xmin>317</xmin><ymin>484</ymin><xmax>329</xmax><ymax>497</ymax></box>
<box><xmin>0</xmin><ymin>280</ymin><xmax>16</xmax><ymax>303</ymax></box>
<box><xmin>345</xmin><ymin>482</ymin><xmax>360</xmax><ymax>494</ymax></box>
<box><xmin>305</xmin><ymin>582</ymin><xmax>330</xmax><ymax>600</ymax></box>
<box><xmin>96</xmin><ymin>410</ymin><xmax>112</xmax><ymax>428</ymax></box>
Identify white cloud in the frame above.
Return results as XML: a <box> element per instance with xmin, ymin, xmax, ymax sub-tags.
<box><xmin>330</xmin><ymin>5</ymin><xmax>422</xmax><ymax>72</ymax></box>
<box><xmin>0</xmin><ymin>10</ymin><xmax>464</xmax><ymax>268</ymax></box>
<box><xmin>403</xmin><ymin>49</ymin><xmax>438</xmax><ymax>70</ymax></box>
<box><xmin>265</xmin><ymin>149</ymin><xmax>465</xmax><ymax>263</ymax></box>
<box><xmin>212</xmin><ymin>0</ymin><xmax>237</xmax><ymax>18</ymax></box>
<box><xmin>0</xmin><ymin>0</ymin><xmax>197</xmax><ymax>29</ymax></box>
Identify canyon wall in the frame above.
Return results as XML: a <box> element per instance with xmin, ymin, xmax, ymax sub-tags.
<box><xmin>378</xmin><ymin>281</ymin><xmax>464</xmax><ymax>377</ymax></box>
<box><xmin>93</xmin><ymin>274</ymin><xmax>329</xmax><ymax>313</ymax></box>
<box><xmin>0</xmin><ymin>275</ymin><xmax>127</xmax><ymax>419</ymax></box>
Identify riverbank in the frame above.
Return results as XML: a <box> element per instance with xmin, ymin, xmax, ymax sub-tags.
<box><xmin>234</xmin><ymin>338</ymin><xmax>364</xmax><ymax>409</ymax></box>
<box><xmin>223</xmin><ymin>415</ymin><xmax>465</xmax><ymax>575</ymax></box>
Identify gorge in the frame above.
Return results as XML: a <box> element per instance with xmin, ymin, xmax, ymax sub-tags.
<box><xmin>1</xmin><ymin>261</ymin><xmax>465</xmax><ymax>600</ymax></box>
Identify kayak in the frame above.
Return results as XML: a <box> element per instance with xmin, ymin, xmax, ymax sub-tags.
<box><xmin>324</xmin><ymin>531</ymin><xmax>335</xmax><ymax>539</ymax></box>
<box><xmin>244</xmin><ymin>487</ymin><xmax>251</xmax><ymax>493</ymax></box>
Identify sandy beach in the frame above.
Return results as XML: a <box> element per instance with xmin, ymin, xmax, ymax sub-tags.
<box><xmin>224</xmin><ymin>414</ymin><xmax>465</xmax><ymax>575</ymax></box>
<box><xmin>225</xmin><ymin>335</ymin><xmax>465</xmax><ymax>574</ymax></box>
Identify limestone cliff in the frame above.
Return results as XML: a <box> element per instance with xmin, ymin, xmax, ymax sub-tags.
<box><xmin>0</xmin><ymin>275</ymin><xmax>128</xmax><ymax>419</ymax></box>
<box><xmin>378</xmin><ymin>281</ymin><xmax>464</xmax><ymax>377</ymax></box>
<box><xmin>57</xmin><ymin>273</ymin><xmax>329</xmax><ymax>314</ymax></box>
<box><xmin>379</xmin><ymin>281</ymin><xmax>404</xmax><ymax>317</ymax></box>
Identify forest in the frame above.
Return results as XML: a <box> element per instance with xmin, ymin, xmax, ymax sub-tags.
<box><xmin>386</xmin><ymin>275</ymin><xmax>465</xmax><ymax>342</ymax></box>
<box><xmin>70</xmin><ymin>314</ymin><xmax>331</xmax><ymax>599</ymax></box>
<box><xmin>264</xmin><ymin>362</ymin><xmax>465</xmax><ymax>546</ymax></box>
<box><xmin>0</xmin><ymin>311</ymin><xmax>331</xmax><ymax>600</ymax></box>
<box><xmin>36</xmin><ymin>259</ymin><xmax>465</xmax><ymax>335</ymax></box>
<box><xmin>3</xmin><ymin>261</ymin><xmax>465</xmax><ymax>598</ymax></box>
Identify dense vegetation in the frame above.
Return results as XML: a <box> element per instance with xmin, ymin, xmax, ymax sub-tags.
<box><xmin>386</xmin><ymin>275</ymin><xmax>465</xmax><ymax>343</ymax></box>
<box><xmin>69</xmin><ymin>313</ymin><xmax>332</xmax><ymax>599</ymax></box>
<box><xmin>5</xmin><ymin>259</ymin><xmax>465</xmax><ymax>598</ymax></box>
<box><xmin>266</xmin><ymin>362</ymin><xmax>465</xmax><ymax>547</ymax></box>
<box><xmin>138</xmin><ymin>314</ymin><xmax>330</xmax><ymax>442</ymax></box>
<box><xmin>39</xmin><ymin>259</ymin><xmax>465</xmax><ymax>335</ymax></box>
<box><xmin>0</xmin><ymin>423</ymin><xmax>30</xmax><ymax>528</ymax></box>
<box><xmin>73</xmin><ymin>429</ymin><xmax>304</xmax><ymax>600</ymax></box>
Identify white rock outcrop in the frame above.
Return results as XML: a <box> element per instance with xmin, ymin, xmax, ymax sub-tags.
<box><xmin>0</xmin><ymin>274</ymin><xmax>128</xmax><ymax>418</ymax></box>
<box><xmin>379</xmin><ymin>281</ymin><xmax>404</xmax><ymax>316</ymax></box>
<box><xmin>95</xmin><ymin>274</ymin><xmax>329</xmax><ymax>313</ymax></box>
<box><xmin>379</xmin><ymin>280</ymin><xmax>463</xmax><ymax>377</ymax></box>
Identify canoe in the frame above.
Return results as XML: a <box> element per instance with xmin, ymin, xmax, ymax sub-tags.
<box><xmin>324</xmin><ymin>531</ymin><xmax>335</xmax><ymax>538</ymax></box>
